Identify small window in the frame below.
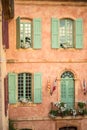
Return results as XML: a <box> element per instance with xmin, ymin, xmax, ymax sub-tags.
<box><xmin>18</xmin><ymin>73</ymin><xmax>32</xmax><ymax>102</ymax></box>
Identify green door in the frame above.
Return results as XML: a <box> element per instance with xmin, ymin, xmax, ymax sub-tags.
<box><xmin>61</xmin><ymin>71</ymin><xmax>75</xmax><ymax>108</ymax></box>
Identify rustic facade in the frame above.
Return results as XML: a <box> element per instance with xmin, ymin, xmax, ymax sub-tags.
<box><xmin>1</xmin><ymin>0</ymin><xmax>87</xmax><ymax>130</ymax></box>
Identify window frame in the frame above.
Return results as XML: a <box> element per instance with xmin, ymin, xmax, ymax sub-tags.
<box><xmin>8</xmin><ymin>72</ymin><xmax>42</xmax><ymax>104</ymax></box>
<box><xmin>20</xmin><ymin>19</ymin><xmax>32</xmax><ymax>49</ymax></box>
<box><xmin>51</xmin><ymin>17</ymin><xmax>83</xmax><ymax>49</ymax></box>
<box><xmin>17</xmin><ymin>72</ymin><xmax>32</xmax><ymax>102</ymax></box>
<box><xmin>59</xmin><ymin>18</ymin><xmax>74</xmax><ymax>48</ymax></box>
<box><xmin>16</xmin><ymin>17</ymin><xmax>42</xmax><ymax>49</ymax></box>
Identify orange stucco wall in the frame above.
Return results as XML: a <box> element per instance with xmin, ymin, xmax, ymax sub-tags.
<box><xmin>6</xmin><ymin>1</ymin><xmax>87</xmax><ymax>130</ymax></box>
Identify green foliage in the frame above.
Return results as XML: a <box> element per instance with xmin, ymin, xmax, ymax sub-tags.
<box><xmin>78</xmin><ymin>102</ymin><xmax>86</xmax><ymax>109</ymax></box>
<box><xmin>9</xmin><ymin>119</ymin><xmax>16</xmax><ymax>130</ymax></box>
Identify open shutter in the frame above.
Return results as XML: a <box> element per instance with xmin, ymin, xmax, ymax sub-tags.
<box><xmin>33</xmin><ymin>18</ymin><xmax>41</xmax><ymax>49</ymax></box>
<box><xmin>2</xmin><ymin>12</ymin><xmax>9</xmax><ymax>48</ymax></box>
<box><xmin>4</xmin><ymin>76</ymin><xmax>8</xmax><ymax>116</ymax></box>
<box><xmin>51</xmin><ymin>18</ymin><xmax>59</xmax><ymax>48</ymax></box>
<box><xmin>16</xmin><ymin>17</ymin><xmax>20</xmax><ymax>49</ymax></box>
<box><xmin>76</xmin><ymin>18</ymin><xmax>83</xmax><ymax>49</ymax></box>
<box><xmin>8</xmin><ymin>73</ymin><xmax>17</xmax><ymax>104</ymax></box>
<box><xmin>34</xmin><ymin>73</ymin><xmax>42</xmax><ymax>103</ymax></box>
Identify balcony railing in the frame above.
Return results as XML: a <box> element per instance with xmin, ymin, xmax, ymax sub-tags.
<box><xmin>49</xmin><ymin>101</ymin><xmax>87</xmax><ymax>118</ymax></box>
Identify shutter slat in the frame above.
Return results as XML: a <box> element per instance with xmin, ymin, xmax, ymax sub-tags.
<box><xmin>8</xmin><ymin>73</ymin><xmax>17</xmax><ymax>104</ymax></box>
<box><xmin>76</xmin><ymin>18</ymin><xmax>83</xmax><ymax>49</ymax></box>
<box><xmin>34</xmin><ymin>73</ymin><xmax>42</xmax><ymax>103</ymax></box>
<box><xmin>33</xmin><ymin>18</ymin><xmax>41</xmax><ymax>49</ymax></box>
<box><xmin>16</xmin><ymin>17</ymin><xmax>20</xmax><ymax>49</ymax></box>
<box><xmin>51</xmin><ymin>18</ymin><xmax>59</xmax><ymax>48</ymax></box>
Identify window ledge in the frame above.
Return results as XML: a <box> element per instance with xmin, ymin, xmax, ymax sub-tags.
<box><xmin>9</xmin><ymin>102</ymin><xmax>37</xmax><ymax>107</ymax></box>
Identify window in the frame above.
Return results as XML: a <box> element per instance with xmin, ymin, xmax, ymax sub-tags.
<box><xmin>20</xmin><ymin>21</ymin><xmax>32</xmax><ymax>48</ymax></box>
<box><xmin>16</xmin><ymin>17</ymin><xmax>41</xmax><ymax>49</ymax></box>
<box><xmin>8</xmin><ymin>72</ymin><xmax>42</xmax><ymax>104</ymax></box>
<box><xmin>59</xmin><ymin>19</ymin><xmax>73</xmax><ymax>48</ymax></box>
<box><xmin>61</xmin><ymin>71</ymin><xmax>75</xmax><ymax>108</ymax></box>
<box><xmin>18</xmin><ymin>73</ymin><xmax>32</xmax><ymax>101</ymax></box>
<box><xmin>51</xmin><ymin>18</ymin><xmax>83</xmax><ymax>49</ymax></box>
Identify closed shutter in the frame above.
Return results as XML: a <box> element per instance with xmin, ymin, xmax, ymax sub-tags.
<box><xmin>34</xmin><ymin>73</ymin><xmax>42</xmax><ymax>103</ymax></box>
<box><xmin>51</xmin><ymin>18</ymin><xmax>59</xmax><ymax>48</ymax></box>
<box><xmin>16</xmin><ymin>17</ymin><xmax>20</xmax><ymax>49</ymax></box>
<box><xmin>67</xmin><ymin>78</ymin><xmax>74</xmax><ymax>108</ymax></box>
<box><xmin>8</xmin><ymin>73</ymin><xmax>17</xmax><ymax>104</ymax></box>
<box><xmin>61</xmin><ymin>79</ymin><xmax>67</xmax><ymax>103</ymax></box>
<box><xmin>76</xmin><ymin>18</ymin><xmax>83</xmax><ymax>49</ymax></box>
<box><xmin>33</xmin><ymin>18</ymin><xmax>41</xmax><ymax>49</ymax></box>
<box><xmin>61</xmin><ymin>78</ymin><xmax>74</xmax><ymax>108</ymax></box>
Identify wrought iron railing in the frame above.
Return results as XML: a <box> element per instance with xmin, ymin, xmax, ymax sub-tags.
<box><xmin>49</xmin><ymin>101</ymin><xmax>87</xmax><ymax>118</ymax></box>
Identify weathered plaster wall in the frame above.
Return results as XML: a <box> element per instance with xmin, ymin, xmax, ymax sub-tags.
<box><xmin>6</xmin><ymin>1</ymin><xmax>87</xmax><ymax>130</ymax></box>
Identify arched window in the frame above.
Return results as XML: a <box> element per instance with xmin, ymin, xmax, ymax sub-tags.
<box><xmin>61</xmin><ymin>71</ymin><xmax>75</xmax><ymax>108</ymax></box>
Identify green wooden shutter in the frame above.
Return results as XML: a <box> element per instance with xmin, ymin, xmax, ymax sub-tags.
<box><xmin>16</xmin><ymin>17</ymin><xmax>20</xmax><ymax>49</ymax></box>
<box><xmin>51</xmin><ymin>18</ymin><xmax>59</xmax><ymax>48</ymax></box>
<box><xmin>68</xmin><ymin>78</ymin><xmax>74</xmax><ymax>108</ymax></box>
<box><xmin>34</xmin><ymin>73</ymin><xmax>42</xmax><ymax>103</ymax></box>
<box><xmin>61</xmin><ymin>79</ymin><xmax>67</xmax><ymax>103</ymax></box>
<box><xmin>33</xmin><ymin>18</ymin><xmax>41</xmax><ymax>49</ymax></box>
<box><xmin>8</xmin><ymin>73</ymin><xmax>17</xmax><ymax>104</ymax></box>
<box><xmin>61</xmin><ymin>78</ymin><xmax>74</xmax><ymax>108</ymax></box>
<box><xmin>76</xmin><ymin>18</ymin><xmax>83</xmax><ymax>49</ymax></box>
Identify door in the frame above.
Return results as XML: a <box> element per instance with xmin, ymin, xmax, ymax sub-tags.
<box><xmin>61</xmin><ymin>71</ymin><xmax>75</xmax><ymax>108</ymax></box>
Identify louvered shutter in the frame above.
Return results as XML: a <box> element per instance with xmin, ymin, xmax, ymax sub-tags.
<box><xmin>61</xmin><ymin>79</ymin><xmax>67</xmax><ymax>103</ymax></box>
<box><xmin>51</xmin><ymin>18</ymin><xmax>59</xmax><ymax>48</ymax></box>
<box><xmin>4</xmin><ymin>76</ymin><xmax>8</xmax><ymax>116</ymax></box>
<box><xmin>76</xmin><ymin>18</ymin><xmax>83</xmax><ymax>49</ymax></box>
<box><xmin>34</xmin><ymin>73</ymin><xmax>42</xmax><ymax>103</ymax></box>
<box><xmin>68</xmin><ymin>78</ymin><xmax>74</xmax><ymax>108</ymax></box>
<box><xmin>33</xmin><ymin>18</ymin><xmax>41</xmax><ymax>49</ymax></box>
<box><xmin>16</xmin><ymin>17</ymin><xmax>20</xmax><ymax>49</ymax></box>
<box><xmin>61</xmin><ymin>78</ymin><xmax>74</xmax><ymax>108</ymax></box>
<box><xmin>2</xmin><ymin>12</ymin><xmax>9</xmax><ymax>48</ymax></box>
<box><xmin>8</xmin><ymin>73</ymin><xmax>17</xmax><ymax>104</ymax></box>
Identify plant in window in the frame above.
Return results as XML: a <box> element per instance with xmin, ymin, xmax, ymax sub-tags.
<box><xmin>78</xmin><ymin>101</ymin><xmax>86</xmax><ymax>115</ymax></box>
<box><xmin>78</xmin><ymin>101</ymin><xmax>86</xmax><ymax>109</ymax></box>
